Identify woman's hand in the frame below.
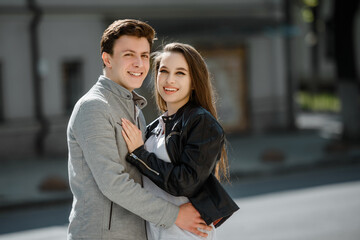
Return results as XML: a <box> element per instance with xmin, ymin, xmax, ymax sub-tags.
<box><xmin>121</xmin><ymin>118</ymin><xmax>144</xmax><ymax>153</ymax></box>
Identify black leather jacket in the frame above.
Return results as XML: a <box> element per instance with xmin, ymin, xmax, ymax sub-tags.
<box><xmin>126</xmin><ymin>102</ymin><xmax>239</xmax><ymax>227</ymax></box>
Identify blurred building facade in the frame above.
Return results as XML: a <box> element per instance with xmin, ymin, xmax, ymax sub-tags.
<box><xmin>0</xmin><ymin>0</ymin><xmax>359</xmax><ymax>158</ymax></box>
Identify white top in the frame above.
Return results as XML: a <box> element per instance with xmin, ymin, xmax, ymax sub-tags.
<box><xmin>143</xmin><ymin>115</ymin><xmax>216</xmax><ymax>240</ymax></box>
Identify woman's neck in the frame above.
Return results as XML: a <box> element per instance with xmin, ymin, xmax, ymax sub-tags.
<box><xmin>166</xmin><ymin>102</ymin><xmax>189</xmax><ymax>116</ymax></box>
<box><xmin>167</xmin><ymin>108</ymin><xmax>177</xmax><ymax>116</ymax></box>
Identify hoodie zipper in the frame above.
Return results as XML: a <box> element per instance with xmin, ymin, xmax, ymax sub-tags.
<box><xmin>108</xmin><ymin>201</ymin><xmax>113</xmax><ymax>230</ymax></box>
<box><xmin>130</xmin><ymin>153</ymin><xmax>160</xmax><ymax>176</ymax></box>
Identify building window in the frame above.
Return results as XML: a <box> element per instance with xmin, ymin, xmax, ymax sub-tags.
<box><xmin>202</xmin><ymin>48</ymin><xmax>249</xmax><ymax>132</ymax></box>
<box><xmin>62</xmin><ymin>60</ymin><xmax>83</xmax><ymax>114</ymax></box>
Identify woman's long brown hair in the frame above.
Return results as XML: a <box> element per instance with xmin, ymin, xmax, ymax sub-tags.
<box><xmin>153</xmin><ymin>43</ymin><xmax>229</xmax><ymax>181</ymax></box>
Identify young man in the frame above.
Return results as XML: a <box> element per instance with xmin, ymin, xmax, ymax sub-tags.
<box><xmin>67</xmin><ymin>19</ymin><xmax>211</xmax><ymax>239</ymax></box>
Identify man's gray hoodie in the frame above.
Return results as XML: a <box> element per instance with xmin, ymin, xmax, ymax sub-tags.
<box><xmin>67</xmin><ymin>76</ymin><xmax>178</xmax><ymax>240</ymax></box>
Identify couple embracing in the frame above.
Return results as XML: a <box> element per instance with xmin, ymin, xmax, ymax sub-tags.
<box><xmin>67</xmin><ymin>19</ymin><xmax>239</xmax><ymax>240</ymax></box>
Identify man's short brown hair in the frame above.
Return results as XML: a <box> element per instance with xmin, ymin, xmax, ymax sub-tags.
<box><xmin>100</xmin><ymin>19</ymin><xmax>156</xmax><ymax>62</ymax></box>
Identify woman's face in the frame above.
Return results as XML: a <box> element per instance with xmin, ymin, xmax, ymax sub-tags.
<box><xmin>156</xmin><ymin>51</ymin><xmax>192</xmax><ymax>115</ymax></box>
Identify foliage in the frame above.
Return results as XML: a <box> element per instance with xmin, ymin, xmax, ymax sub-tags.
<box><xmin>297</xmin><ymin>91</ymin><xmax>340</xmax><ymax>112</ymax></box>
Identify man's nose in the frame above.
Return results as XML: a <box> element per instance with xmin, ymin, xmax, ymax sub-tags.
<box><xmin>133</xmin><ymin>56</ymin><xmax>143</xmax><ymax>68</ymax></box>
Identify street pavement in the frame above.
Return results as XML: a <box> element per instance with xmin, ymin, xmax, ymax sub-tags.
<box><xmin>218</xmin><ymin>180</ymin><xmax>360</xmax><ymax>240</ymax></box>
<box><xmin>1</xmin><ymin>179</ymin><xmax>359</xmax><ymax>240</ymax></box>
<box><xmin>1</xmin><ymin>113</ymin><xmax>360</xmax><ymax>239</ymax></box>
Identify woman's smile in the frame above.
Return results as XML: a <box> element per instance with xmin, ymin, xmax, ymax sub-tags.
<box><xmin>163</xmin><ymin>86</ymin><xmax>179</xmax><ymax>94</ymax></box>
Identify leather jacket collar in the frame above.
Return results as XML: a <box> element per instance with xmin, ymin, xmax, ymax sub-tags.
<box><xmin>161</xmin><ymin>101</ymin><xmax>192</xmax><ymax>124</ymax></box>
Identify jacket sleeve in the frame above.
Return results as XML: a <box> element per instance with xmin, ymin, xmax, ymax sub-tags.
<box><xmin>127</xmin><ymin>113</ymin><xmax>224</xmax><ymax>197</ymax></box>
<box><xmin>72</xmin><ymin>100</ymin><xmax>178</xmax><ymax>228</ymax></box>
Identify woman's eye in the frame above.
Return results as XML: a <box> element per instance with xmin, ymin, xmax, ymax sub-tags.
<box><xmin>176</xmin><ymin>72</ymin><xmax>185</xmax><ymax>75</ymax></box>
<box><xmin>159</xmin><ymin>69</ymin><xmax>168</xmax><ymax>73</ymax></box>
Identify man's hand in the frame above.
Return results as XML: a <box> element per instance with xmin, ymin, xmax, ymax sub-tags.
<box><xmin>175</xmin><ymin>202</ymin><xmax>213</xmax><ymax>238</ymax></box>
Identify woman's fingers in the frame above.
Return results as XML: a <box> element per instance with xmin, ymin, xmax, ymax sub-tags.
<box><xmin>121</xmin><ymin>122</ymin><xmax>132</xmax><ymax>142</ymax></box>
<box><xmin>190</xmin><ymin>229</ymin><xmax>208</xmax><ymax>238</ymax></box>
<box><xmin>121</xmin><ymin>129</ymin><xmax>129</xmax><ymax>142</ymax></box>
<box><xmin>124</xmin><ymin>118</ymin><xmax>136</xmax><ymax>130</ymax></box>
<box><xmin>197</xmin><ymin>223</ymin><xmax>213</xmax><ymax>232</ymax></box>
<box><xmin>121</xmin><ymin>118</ymin><xmax>144</xmax><ymax>152</ymax></box>
<box><xmin>121</xmin><ymin>119</ymin><xmax>134</xmax><ymax>136</ymax></box>
<box><xmin>122</xmin><ymin>119</ymin><xmax>139</xmax><ymax>136</ymax></box>
<box><xmin>123</xmin><ymin>118</ymin><xmax>141</xmax><ymax>136</ymax></box>
<box><xmin>121</xmin><ymin>129</ymin><xmax>133</xmax><ymax>152</ymax></box>
<box><xmin>122</xmin><ymin>128</ymin><xmax>136</xmax><ymax>152</ymax></box>
<box><xmin>122</xmin><ymin>118</ymin><xmax>142</xmax><ymax>139</ymax></box>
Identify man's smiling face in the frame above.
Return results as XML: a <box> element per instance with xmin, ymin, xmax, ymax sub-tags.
<box><xmin>103</xmin><ymin>35</ymin><xmax>150</xmax><ymax>92</ymax></box>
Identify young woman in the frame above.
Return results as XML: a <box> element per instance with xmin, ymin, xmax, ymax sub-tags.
<box><xmin>121</xmin><ymin>43</ymin><xmax>239</xmax><ymax>239</ymax></box>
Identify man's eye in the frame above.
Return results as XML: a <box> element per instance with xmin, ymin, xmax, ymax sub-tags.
<box><xmin>142</xmin><ymin>55</ymin><xmax>149</xmax><ymax>58</ymax></box>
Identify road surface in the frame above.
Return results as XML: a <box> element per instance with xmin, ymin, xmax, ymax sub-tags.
<box><xmin>1</xmin><ymin>165</ymin><xmax>360</xmax><ymax>240</ymax></box>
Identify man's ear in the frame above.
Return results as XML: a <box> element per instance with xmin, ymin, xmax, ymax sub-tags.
<box><xmin>102</xmin><ymin>52</ymin><xmax>112</xmax><ymax>68</ymax></box>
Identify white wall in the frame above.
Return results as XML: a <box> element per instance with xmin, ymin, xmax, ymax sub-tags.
<box><xmin>248</xmin><ymin>35</ymin><xmax>287</xmax><ymax>132</ymax></box>
<box><xmin>0</xmin><ymin>15</ymin><xmax>34</xmax><ymax>120</ymax></box>
<box><xmin>39</xmin><ymin>14</ymin><xmax>103</xmax><ymax>116</ymax></box>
